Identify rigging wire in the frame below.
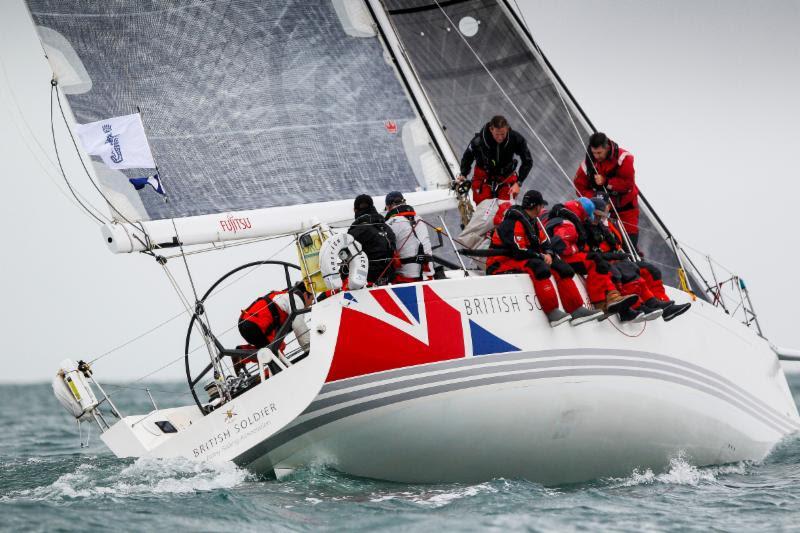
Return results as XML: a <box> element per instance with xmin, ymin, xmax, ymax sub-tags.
<box><xmin>89</xmin><ymin>234</ymin><xmax>297</xmax><ymax>384</ymax></box>
<box><xmin>505</xmin><ymin>0</ymin><xmax>644</xmax><ymax>261</ymax></box>
<box><xmin>0</xmin><ymin>56</ymin><xmax>104</xmax><ymax>224</ymax></box>
<box><xmin>52</xmin><ymin>80</ymin><xmax>153</xmax><ymax>247</ymax></box>
<box><xmin>49</xmin><ymin>83</ymin><xmax>108</xmax><ymax>225</ymax></box>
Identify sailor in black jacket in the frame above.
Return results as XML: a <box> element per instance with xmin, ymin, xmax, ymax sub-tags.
<box><xmin>348</xmin><ymin>194</ymin><xmax>397</xmax><ymax>285</ymax></box>
<box><xmin>457</xmin><ymin>115</ymin><xmax>534</xmax><ymax>204</ymax></box>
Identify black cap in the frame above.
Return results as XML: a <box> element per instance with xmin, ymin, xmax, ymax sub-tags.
<box><xmin>521</xmin><ymin>189</ymin><xmax>547</xmax><ymax>209</ymax></box>
<box><xmin>591</xmin><ymin>196</ymin><xmax>607</xmax><ymax>212</ymax></box>
<box><xmin>354</xmin><ymin>194</ymin><xmax>373</xmax><ymax>210</ymax></box>
<box><xmin>384</xmin><ymin>191</ymin><xmax>405</xmax><ymax>209</ymax></box>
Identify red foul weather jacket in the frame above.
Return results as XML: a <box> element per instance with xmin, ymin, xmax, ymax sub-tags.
<box><xmin>574</xmin><ymin>141</ymin><xmax>638</xmax><ymax>212</ymax></box>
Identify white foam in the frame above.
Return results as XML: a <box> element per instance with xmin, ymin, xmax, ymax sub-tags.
<box><xmin>612</xmin><ymin>452</ymin><xmax>748</xmax><ymax>487</ymax></box>
<box><xmin>369</xmin><ymin>482</ymin><xmax>498</xmax><ymax>508</ymax></box>
<box><xmin>17</xmin><ymin>457</ymin><xmax>248</xmax><ymax>500</ymax></box>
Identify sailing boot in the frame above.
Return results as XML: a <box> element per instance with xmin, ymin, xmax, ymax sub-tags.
<box><xmin>547</xmin><ymin>308</ymin><xmax>571</xmax><ymax>327</ymax></box>
<box><xmin>605</xmin><ymin>290</ymin><xmax>638</xmax><ymax>315</ymax></box>
<box><xmin>569</xmin><ymin>305</ymin><xmax>604</xmax><ymax>326</ymax></box>
<box><xmin>662</xmin><ymin>302</ymin><xmax>692</xmax><ymax>321</ymax></box>
<box><xmin>637</xmin><ymin>303</ymin><xmax>663</xmax><ymax>322</ymax></box>
<box><xmin>645</xmin><ymin>297</ymin><xmax>674</xmax><ymax>310</ymax></box>
<box><xmin>619</xmin><ymin>306</ymin><xmax>644</xmax><ymax>323</ymax></box>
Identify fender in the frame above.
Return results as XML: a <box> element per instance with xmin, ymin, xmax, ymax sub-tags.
<box><xmin>319</xmin><ymin>233</ymin><xmax>369</xmax><ymax>290</ymax></box>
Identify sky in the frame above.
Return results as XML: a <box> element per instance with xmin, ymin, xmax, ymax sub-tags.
<box><xmin>1</xmin><ymin>0</ymin><xmax>799</xmax><ymax>383</ymax></box>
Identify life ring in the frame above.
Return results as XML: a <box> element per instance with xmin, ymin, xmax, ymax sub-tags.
<box><xmin>319</xmin><ymin>233</ymin><xmax>369</xmax><ymax>290</ymax></box>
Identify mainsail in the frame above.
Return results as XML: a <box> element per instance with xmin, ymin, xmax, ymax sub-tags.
<box><xmin>27</xmin><ymin>0</ymin><xmax>455</xmax><ymax>250</ymax></box>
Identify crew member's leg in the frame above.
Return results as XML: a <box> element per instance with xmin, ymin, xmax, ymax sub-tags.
<box><xmin>638</xmin><ymin>260</ymin><xmax>692</xmax><ymax>321</ymax></box>
<box><xmin>586</xmin><ymin>254</ymin><xmax>637</xmax><ymax>314</ymax></box>
<box><xmin>617</xmin><ymin>207</ymin><xmax>640</xmax><ymax>251</ymax></box>
<box><xmin>615</xmin><ymin>260</ymin><xmax>662</xmax><ymax>321</ymax></box>
<box><xmin>471</xmin><ymin>167</ymin><xmax>492</xmax><ymax>204</ymax></box>
<box><xmin>551</xmin><ymin>257</ymin><xmax>603</xmax><ymax>325</ymax></box>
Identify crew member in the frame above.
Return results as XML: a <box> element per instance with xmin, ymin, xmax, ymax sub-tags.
<box><xmin>574</xmin><ymin>132</ymin><xmax>640</xmax><ymax>250</ymax></box>
<box><xmin>487</xmin><ymin>190</ymin><xmax>599</xmax><ymax>327</ymax></box>
<box><xmin>349</xmin><ymin>194</ymin><xmax>397</xmax><ymax>285</ymax></box>
<box><xmin>546</xmin><ymin>197</ymin><xmax>638</xmax><ymax>318</ymax></box>
<box><xmin>583</xmin><ymin>199</ymin><xmax>691</xmax><ymax>322</ymax></box>
<box><xmin>383</xmin><ymin>191</ymin><xmax>445</xmax><ymax>283</ymax></box>
<box><xmin>456</xmin><ymin>115</ymin><xmax>533</xmax><ymax>205</ymax></box>
<box><xmin>238</xmin><ymin>282</ymin><xmax>313</xmax><ymax>350</ymax></box>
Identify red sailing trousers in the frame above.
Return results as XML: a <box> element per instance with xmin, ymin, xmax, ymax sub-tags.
<box><xmin>487</xmin><ymin>257</ymin><xmax>560</xmax><ymax>314</ymax></box>
<box><xmin>472</xmin><ymin>167</ymin><xmax>518</xmax><ymax>204</ymax></box>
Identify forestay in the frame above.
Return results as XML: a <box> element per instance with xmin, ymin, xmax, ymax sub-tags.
<box><xmin>27</xmin><ymin>0</ymin><xmax>453</xmax><ymax>249</ymax></box>
<box><xmin>378</xmin><ymin>0</ymin><xmax>689</xmax><ymax>288</ymax></box>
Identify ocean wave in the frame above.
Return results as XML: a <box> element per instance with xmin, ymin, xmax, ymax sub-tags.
<box><xmin>8</xmin><ymin>457</ymin><xmax>249</xmax><ymax>501</ymax></box>
<box><xmin>368</xmin><ymin>481</ymin><xmax>500</xmax><ymax>508</ymax></box>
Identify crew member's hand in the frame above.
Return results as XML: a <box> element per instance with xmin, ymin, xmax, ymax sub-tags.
<box><xmin>543</xmin><ymin>253</ymin><xmax>553</xmax><ymax>266</ymax></box>
<box><xmin>594</xmin><ymin>174</ymin><xmax>606</xmax><ymax>186</ymax></box>
<box><xmin>510</xmin><ymin>181</ymin><xmax>521</xmax><ymax>198</ymax></box>
<box><xmin>456</xmin><ymin>175</ymin><xmax>466</xmax><ymax>183</ymax></box>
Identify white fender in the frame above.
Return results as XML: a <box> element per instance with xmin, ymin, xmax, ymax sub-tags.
<box><xmin>319</xmin><ymin>233</ymin><xmax>369</xmax><ymax>290</ymax></box>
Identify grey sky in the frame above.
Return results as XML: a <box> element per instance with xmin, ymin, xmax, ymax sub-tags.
<box><xmin>1</xmin><ymin>0</ymin><xmax>798</xmax><ymax>383</ymax></box>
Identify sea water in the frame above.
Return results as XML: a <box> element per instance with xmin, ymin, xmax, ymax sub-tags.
<box><xmin>3</xmin><ymin>378</ymin><xmax>800</xmax><ymax>532</ymax></box>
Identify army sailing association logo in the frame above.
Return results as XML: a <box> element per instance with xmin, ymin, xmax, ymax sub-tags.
<box><xmin>102</xmin><ymin>123</ymin><xmax>124</xmax><ymax>164</ymax></box>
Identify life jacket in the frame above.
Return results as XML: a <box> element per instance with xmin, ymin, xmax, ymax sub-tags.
<box><xmin>386</xmin><ymin>204</ymin><xmax>429</xmax><ymax>279</ymax></box>
<box><xmin>545</xmin><ymin>217</ymin><xmax>580</xmax><ymax>257</ymax></box>
<box><xmin>349</xmin><ymin>207</ymin><xmax>397</xmax><ymax>283</ymax></box>
<box><xmin>238</xmin><ymin>290</ymin><xmax>289</xmax><ymax>348</ymax></box>
<box><xmin>489</xmin><ymin>205</ymin><xmax>549</xmax><ymax>259</ymax></box>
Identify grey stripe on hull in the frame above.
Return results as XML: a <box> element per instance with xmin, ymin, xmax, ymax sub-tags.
<box><xmin>318</xmin><ymin>348</ymin><xmax>795</xmax><ymax>431</ymax></box>
<box><xmin>307</xmin><ymin>356</ymin><xmax>795</xmax><ymax>434</ymax></box>
<box><xmin>234</xmin><ymin>363</ymin><xmax>795</xmax><ymax>467</ymax></box>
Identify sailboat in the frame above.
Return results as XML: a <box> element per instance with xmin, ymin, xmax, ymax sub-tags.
<box><xmin>27</xmin><ymin>0</ymin><xmax>799</xmax><ymax>485</ymax></box>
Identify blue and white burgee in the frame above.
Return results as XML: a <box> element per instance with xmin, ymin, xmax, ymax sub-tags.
<box><xmin>74</xmin><ymin>113</ymin><xmax>156</xmax><ymax>170</ymax></box>
<box><xmin>129</xmin><ymin>173</ymin><xmax>165</xmax><ymax>196</ymax></box>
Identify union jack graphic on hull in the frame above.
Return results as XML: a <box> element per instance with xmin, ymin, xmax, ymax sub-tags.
<box><xmin>327</xmin><ymin>284</ymin><xmax>519</xmax><ymax>382</ymax></box>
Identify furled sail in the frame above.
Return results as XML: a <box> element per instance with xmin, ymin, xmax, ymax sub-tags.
<box><xmin>26</xmin><ymin>0</ymin><xmax>455</xmax><ymax>251</ymax></box>
<box><xmin>376</xmin><ymin>0</ymin><xmax>690</xmax><ymax>288</ymax></box>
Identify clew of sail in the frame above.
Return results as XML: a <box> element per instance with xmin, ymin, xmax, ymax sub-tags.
<box><xmin>25</xmin><ymin>0</ymin><xmax>456</xmax><ymax>252</ymax></box>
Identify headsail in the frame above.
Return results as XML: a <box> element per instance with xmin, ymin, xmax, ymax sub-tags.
<box><xmin>375</xmin><ymin>0</ymin><xmax>690</xmax><ymax>288</ymax></box>
<box><xmin>26</xmin><ymin>0</ymin><xmax>455</xmax><ymax>250</ymax></box>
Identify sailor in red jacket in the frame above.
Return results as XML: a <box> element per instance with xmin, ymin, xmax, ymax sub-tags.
<box><xmin>574</xmin><ymin>132</ymin><xmax>640</xmax><ymax>250</ymax></box>
<box><xmin>486</xmin><ymin>190</ymin><xmax>601</xmax><ymax>327</ymax></box>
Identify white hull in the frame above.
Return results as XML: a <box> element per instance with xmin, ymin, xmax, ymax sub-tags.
<box><xmin>101</xmin><ymin>275</ymin><xmax>799</xmax><ymax>485</ymax></box>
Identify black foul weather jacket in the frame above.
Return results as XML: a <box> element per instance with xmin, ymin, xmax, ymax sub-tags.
<box><xmin>459</xmin><ymin>123</ymin><xmax>534</xmax><ymax>181</ymax></box>
<box><xmin>348</xmin><ymin>206</ymin><xmax>397</xmax><ymax>283</ymax></box>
